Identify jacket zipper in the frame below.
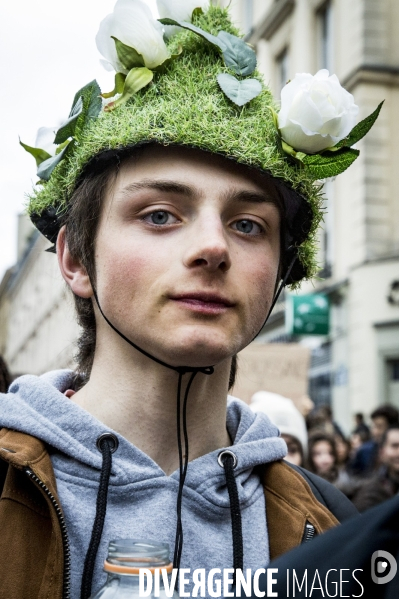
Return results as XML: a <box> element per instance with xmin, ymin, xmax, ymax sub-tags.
<box><xmin>25</xmin><ymin>468</ymin><xmax>71</xmax><ymax>599</ymax></box>
<box><xmin>302</xmin><ymin>521</ymin><xmax>315</xmax><ymax>543</ymax></box>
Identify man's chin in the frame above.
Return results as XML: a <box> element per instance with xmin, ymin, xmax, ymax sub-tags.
<box><xmin>158</xmin><ymin>336</ymin><xmax>239</xmax><ymax>369</ymax></box>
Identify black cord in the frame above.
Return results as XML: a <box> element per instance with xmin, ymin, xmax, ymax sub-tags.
<box><xmin>81</xmin><ymin>436</ymin><xmax>114</xmax><ymax>599</ymax></box>
<box><xmin>92</xmin><ymin>288</ymin><xmax>214</xmax><ymax>377</ymax></box>
<box><xmin>222</xmin><ymin>454</ymin><xmax>243</xmax><ymax>587</ymax></box>
<box><xmin>173</xmin><ymin>372</ymin><xmax>184</xmax><ymax>568</ymax></box>
<box><xmin>173</xmin><ymin>371</ymin><xmax>198</xmax><ymax>573</ymax></box>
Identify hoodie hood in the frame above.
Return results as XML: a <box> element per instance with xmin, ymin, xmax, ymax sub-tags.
<box><xmin>1</xmin><ymin>370</ymin><xmax>287</xmax><ymax>598</ymax></box>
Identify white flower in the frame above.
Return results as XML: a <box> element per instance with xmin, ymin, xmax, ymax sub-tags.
<box><xmin>156</xmin><ymin>0</ymin><xmax>209</xmax><ymax>22</ymax></box>
<box><xmin>96</xmin><ymin>0</ymin><xmax>169</xmax><ymax>73</ymax></box>
<box><xmin>35</xmin><ymin>127</ymin><xmax>57</xmax><ymax>156</ymax></box>
<box><xmin>278</xmin><ymin>69</ymin><xmax>359</xmax><ymax>154</ymax></box>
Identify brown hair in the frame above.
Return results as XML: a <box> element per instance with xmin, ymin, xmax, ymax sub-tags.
<box><xmin>63</xmin><ymin>146</ymin><xmax>284</xmax><ymax>390</ymax></box>
<box><xmin>63</xmin><ymin>156</ymin><xmax>119</xmax><ymax>387</ymax></box>
<box><xmin>307</xmin><ymin>431</ymin><xmax>338</xmax><ymax>482</ymax></box>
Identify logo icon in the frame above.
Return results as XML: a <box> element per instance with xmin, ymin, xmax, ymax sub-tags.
<box><xmin>371</xmin><ymin>550</ymin><xmax>397</xmax><ymax>585</ymax></box>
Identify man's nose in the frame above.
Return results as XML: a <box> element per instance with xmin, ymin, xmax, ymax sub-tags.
<box><xmin>183</xmin><ymin>213</ymin><xmax>232</xmax><ymax>273</ymax></box>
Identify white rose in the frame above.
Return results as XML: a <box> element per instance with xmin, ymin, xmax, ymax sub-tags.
<box><xmin>156</xmin><ymin>0</ymin><xmax>209</xmax><ymax>22</ymax></box>
<box><xmin>96</xmin><ymin>0</ymin><xmax>169</xmax><ymax>73</ymax></box>
<box><xmin>35</xmin><ymin>127</ymin><xmax>57</xmax><ymax>156</ymax></box>
<box><xmin>278</xmin><ymin>69</ymin><xmax>359</xmax><ymax>154</ymax></box>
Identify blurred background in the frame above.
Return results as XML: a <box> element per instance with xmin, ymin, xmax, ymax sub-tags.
<box><xmin>1</xmin><ymin>0</ymin><xmax>399</xmax><ymax>444</ymax></box>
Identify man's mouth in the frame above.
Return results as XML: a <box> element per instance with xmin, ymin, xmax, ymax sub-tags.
<box><xmin>170</xmin><ymin>292</ymin><xmax>235</xmax><ymax>314</ymax></box>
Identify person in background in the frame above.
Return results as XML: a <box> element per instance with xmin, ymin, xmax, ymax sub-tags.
<box><xmin>353</xmin><ymin>424</ymin><xmax>399</xmax><ymax>512</ymax></box>
<box><xmin>250</xmin><ymin>391</ymin><xmax>307</xmax><ymax>467</ymax></box>
<box><xmin>306</xmin><ymin>404</ymin><xmax>344</xmax><ymax>438</ymax></box>
<box><xmin>352</xmin><ymin>412</ymin><xmax>370</xmax><ymax>441</ymax></box>
<box><xmin>0</xmin><ymin>357</ymin><xmax>11</xmax><ymax>394</ymax></box>
<box><xmin>333</xmin><ymin>432</ymin><xmax>359</xmax><ymax>499</ymax></box>
<box><xmin>307</xmin><ymin>432</ymin><xmax>338</xmax><ymax>484</ymax></box>
<box><xmin>351</xmin><ymin>405</ymin><xmax>399</xmax><ymax>476</ymax></box>
<box><xmin>334</xmin><ymin>432</ymin><xmax>350</xmax><ymax>468</ymax></box>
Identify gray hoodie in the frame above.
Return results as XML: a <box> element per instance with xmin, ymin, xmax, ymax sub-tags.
<box><xmin>0</xmin><ymin>370</ymin><xmax>287</xmax><ymax>598</ymax></box>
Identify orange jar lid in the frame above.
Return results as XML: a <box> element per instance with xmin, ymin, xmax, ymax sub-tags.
<box><xmin>104</xmin><ymin>560</ymin><xmax>174</xmax><ymax>575</ymax></box>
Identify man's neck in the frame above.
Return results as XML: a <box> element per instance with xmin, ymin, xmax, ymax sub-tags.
<box><xmin>71</xmin><ymin>343</ymin><xmax>232</xmax><ymax>475</ymax></box>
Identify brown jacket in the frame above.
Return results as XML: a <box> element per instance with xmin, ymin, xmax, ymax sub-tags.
<box><xmin>0</xmin><ymin>428</ymin><xmax>346</xmax><ymax>599</ymax></box>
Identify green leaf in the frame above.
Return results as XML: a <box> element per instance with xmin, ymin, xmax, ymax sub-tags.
<box><xmin>55</xmin><ymin>139</ymin><xmax>70</xmax><ymax>155</ymax></box>
<box><xmin>102</xmin><ymin>73</ymin><xmax>127</xmax><ymax>98</ymax></box>
<box><xmin>84</xmin><ymin>80</ymin><xmax>102</xmax><ymax>122</ymax></box>
<box><xmin>112</xmin><ymin>37</ymin><xmax>145</xmax><ymax>70</ymax></box>
<box><xmin>217</xmin><ymin>73</ymin><xmax>262</xmax><ymax>106</ymax></box>
<box><xmin>105</xmin><ymin>67</ymin><xmax>153</xmax><ymax>112</ymax></box>
<box><xmin>158</xmin><ymin>19</ymin><xmax>257</xmax><ymax>76</ymax></box>
<box><xmin>19</xmin><ymin>139</ymin><xmax>52</xmax><ymax>166</ymax></box>
<box><xmin>152</xmin><ymin>46</ymin><xmax>183</xmax><ymax>73</ymax></box>
<box><xmin>302</xmin><ymin>148</ymin><xmax>359</xmax><ymax>180</ymax></box>
<box><xmin>62</xmin><ymin>80</ymin><xmax>102</xmax><ymax>140</ymax></box>
<box><xmin>54</xmin><ymin>80</ymin><xmax>102</xmax><ymax>145</ymax></box>
<box><xmin>36</xmin><ymin>142</ymin><xmax>72</xmax><ymax>181</ymax></box>
<box><xmin>217</xmin><ymin>31</ymin><xmax>256</xmax><ymax>76</ymax></box>
<box><xmin>159</xmin><ymin>18</ymin><xmax>224</xmax><ymax>51</ymax></box>
<box><xmin>335</xmin><ymin>101</ymin><xmax>384</xmax><ymax>149</ymax></box>
<box><xmin>54</xmin><ymin>96</ymin><xmax>83</xmax><ymax>144</ymax></box>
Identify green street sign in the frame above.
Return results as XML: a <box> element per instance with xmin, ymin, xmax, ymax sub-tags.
<box><xmin>286</xmin><ymin>293</ymin><xmax>330</xmax><ymax>336</ymax></box>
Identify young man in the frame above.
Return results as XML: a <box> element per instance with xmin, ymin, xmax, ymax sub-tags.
<box><xmin>351</xmin><ymin>405</ymin><xmax>399</xmax><ymax>476</ymax></box>
<box><xmin>354</xmin><ymin>424</ymin><xmax>399</xmax><ymax>512</ymax></box>
<box><xmin>1</xmin><ymin>2</ymin><xmax>378</xmax><ymax>598</ymax></box>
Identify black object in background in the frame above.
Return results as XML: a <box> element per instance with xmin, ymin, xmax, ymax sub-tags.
<box><xmin>241</xmin><ymin>496</ymin><xmax>399</xmax><ymax>598</ymax></box>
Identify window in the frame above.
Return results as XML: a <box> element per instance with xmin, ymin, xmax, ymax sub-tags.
<box><xmin>318</xmin><ymin>1</ymin><xmax>333</xmax><ymax>71</ymax></box>
<box><xmin>276</xmin><ymin>47</ymin><xmax>289</xmax><ymax>92</ymax></box>
<box><xmin>388</xmin><ymin>359</ymin><xmax>399</xmax><ymax>381</ymax></box>
<box><xmin>309</xmin><ymin>343</ymin><xmax>332</xmax><ymax>407</ymax></box>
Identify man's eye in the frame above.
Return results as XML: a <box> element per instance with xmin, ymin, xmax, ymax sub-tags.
<box><xmin>144</xmin><ymin>210</ymin><xmax>177</xmax><ymax>225</ymax></box>
<box><xmin>232</xmin><ymin>219</ymin><xmax>263</xmax><ymax>235</ymax></box>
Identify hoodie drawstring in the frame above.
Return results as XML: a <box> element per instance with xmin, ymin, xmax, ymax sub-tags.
<box><xmin>173</xmin><ymin>370</ymin><xmax>198</xmax><ymax>572</ymax></box>
<box><xmin>81</xmin><ymin>433</ymin><xmax>119</xmax><ymax>599</ymax></box>
<box><xmin>218</xmin><ymin>450</ymin><xmax>243</xmax><ymax>585</ymax></box>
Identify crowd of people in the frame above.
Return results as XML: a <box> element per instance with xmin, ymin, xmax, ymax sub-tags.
<box><xmin>251</xmin><ymin>391</ymin><xmax>399</xmax><ymax>513</ymax></box>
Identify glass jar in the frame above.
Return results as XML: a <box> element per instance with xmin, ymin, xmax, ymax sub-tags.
<box><xmin>90</xmin><ymin>540</ymin><xmax>178</xmax><ymax>598</ymax></box>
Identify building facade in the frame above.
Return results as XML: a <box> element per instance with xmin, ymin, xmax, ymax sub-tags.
<box><xmin>0</xmin><ymin>216</ymin><xmax>79</xmax><ymax>376</ymax></box>
<box><xmin>223</xmin><ymin>0</ymin><xmax>399</xmax><ymax>430</ymax></box>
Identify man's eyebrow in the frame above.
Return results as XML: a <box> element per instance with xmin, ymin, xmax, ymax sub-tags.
<box><xmin>119</xmin><ymin>179</ymin><xmax>196</xmax><ymax>198</ymax></box>
<box><xmin>118</xmin><ymin>180</ymin><xmax>277</xmax><ymax>206</ymax></box>
<box><xmin>224</xmin><ymin>189</ymin><xmax>278</xmax><ymax>205</ymax></box>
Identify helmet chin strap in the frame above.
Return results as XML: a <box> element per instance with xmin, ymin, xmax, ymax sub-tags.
<box><xmin>87</xmin><ymin>253</ymin><xmax>296</xmax><ymax>575</ymax></box>
<box><xmin>91</xmin><ymin>286</ymin><xmax>214</xmax><ymax>376</ymax></box>
<box><xmin>90</xmin><ymin>251</ymin><xmax>297</xmax><ymax>372</ymax></box>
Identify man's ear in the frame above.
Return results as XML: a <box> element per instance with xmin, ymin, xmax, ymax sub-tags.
<box><xmin>57</xmin><ymin>226</ymin><xmax>93</xmax><ymax>298</ymax></box>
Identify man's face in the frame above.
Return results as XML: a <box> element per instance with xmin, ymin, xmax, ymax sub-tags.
<box><xmin>381</xmin><ymin>429</ymin><xmax>399</xmax><ymax>475</ymax></box>
<box><xmin>93</xmin><ymin>146</ymin><xmax>281</xmax><ymax>368</ymax></box>
<box><xmin>371</xmin><ymin>416</ymin><xmax>389</xmax><ymax>443</ymax></box>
